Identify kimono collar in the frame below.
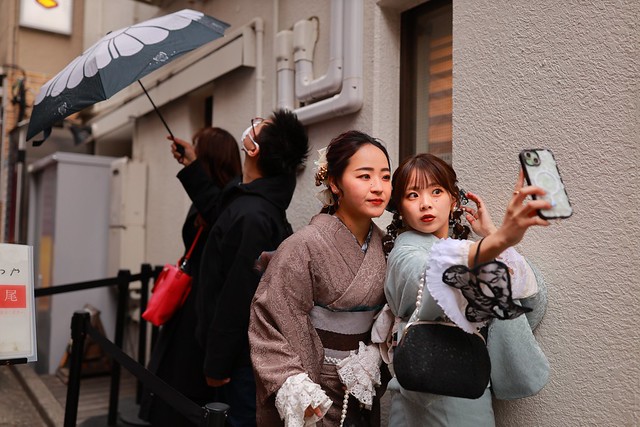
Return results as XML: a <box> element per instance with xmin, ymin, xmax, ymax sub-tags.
<box><xmin>330</xmin><ymin>215</ymin><xmax>373</xmax><ymax>253</ymax></box>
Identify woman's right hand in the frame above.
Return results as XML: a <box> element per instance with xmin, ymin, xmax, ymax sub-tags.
<box><xmin>305</xmin><ymin>405</ymin><xmax>323</xmax><ymax>419</ymax></box>
<box><xmin>169</xmin><ymin>136</ymin><xmax>197</xmax><ymax>166</ymax></box>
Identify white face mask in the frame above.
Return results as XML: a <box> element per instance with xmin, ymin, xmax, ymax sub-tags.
<box><xmin>240</xmin><ymin>119</ymin><xmax>262</xmax><ymax>152</ymax></box>
<box><xmin>240</xmin><ymin>125</ymin><xmax>253</xmax><ymax>144</ymax></box>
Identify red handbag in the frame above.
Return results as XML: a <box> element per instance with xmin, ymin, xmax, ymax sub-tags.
<box><xmin>142</xmin><ymin>226</ymin><xmax>204</xmax><ymax>326</ymax></box>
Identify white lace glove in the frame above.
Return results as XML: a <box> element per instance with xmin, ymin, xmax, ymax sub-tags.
<box><xmin>275</xmin><ymin>373</ymin><xmax>332</xmax><ymax>427</ymax></box>
<box><xmin>336</xmin><ymin>342</ymin><xmax>382</xmax><ymax>409</ymax></box>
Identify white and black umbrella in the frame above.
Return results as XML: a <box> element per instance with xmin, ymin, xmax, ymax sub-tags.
<box><xmin>27</xmin><ymin>9</ymin><xmax>228</xmax><ymax>146</ymax></box>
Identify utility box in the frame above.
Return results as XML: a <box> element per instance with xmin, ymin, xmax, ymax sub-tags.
<box><xmin>108</xmin><ymin>158</ymin><xmax>147</xmax><ymax>278</ymax></box>
<box><xmin>27</xmin><ymin>152</ymin><xmax>117</xmax><ymax>374</ymax></box>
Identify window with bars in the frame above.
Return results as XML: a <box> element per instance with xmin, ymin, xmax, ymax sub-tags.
<box><xmin>399</xmin><ymin>0</ymin><xmax>453</xmax><ymax>164</ymax></box>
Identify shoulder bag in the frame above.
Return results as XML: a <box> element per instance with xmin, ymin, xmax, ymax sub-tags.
<box><xmin>142</xmin><ymin>225</ymin><xmax>204</xmax><ymax>327</ymax></box>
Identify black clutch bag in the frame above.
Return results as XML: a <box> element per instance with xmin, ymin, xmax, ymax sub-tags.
<box><xmin>393</xmin><ymin>319</ymin><xmax>490</xmax><ymax>398</ymax></box>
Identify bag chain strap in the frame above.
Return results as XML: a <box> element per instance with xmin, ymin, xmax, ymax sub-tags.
<box><xmin>406</xmin><ymin>272</ymin><xmax>426</xmax><ymax>326</ymax></box>
<box><xmin>404</xmin><ymin>237</ymin><xmax>486</xmax><ymax>342</ymax></box>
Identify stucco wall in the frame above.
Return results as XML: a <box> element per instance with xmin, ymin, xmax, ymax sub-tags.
<box><xmin>453</xmin><ymin>1</ymin><xmax>639</xmax><ymax>425</ymax></box>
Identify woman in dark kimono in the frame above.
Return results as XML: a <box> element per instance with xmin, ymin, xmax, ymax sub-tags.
<box><xmin>140</xmin><ymin>127</ymin><xmax>241</xmax><ymax>427</ymax></box>
<box><xmin>249</xmin><ymin>131</ymin><xmax>391</xmax><ymax>426</ymax></box>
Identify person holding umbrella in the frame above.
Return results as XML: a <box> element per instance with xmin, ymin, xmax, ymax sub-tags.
<box><xmin>196</xmin><ymin>109</ymin><xmax>309</xmax><ymax>427</ymax></box>
<box><xmin>140</xmin><ymin>127</ymin><xmax>241</xmax><ymax>427</ymax></box>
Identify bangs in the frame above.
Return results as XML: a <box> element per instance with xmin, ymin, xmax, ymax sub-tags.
<box><xmin>406</xmin><ymin>169</ymin><xmax>440</xmax><ymax>191</ymax></box>
<box><xmin>391</xmin><ymin>153</ymin><xmax>460</xmax><ymax>211</ymax></box>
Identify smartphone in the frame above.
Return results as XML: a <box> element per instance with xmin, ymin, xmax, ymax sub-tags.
<box><xmin>519</xmin><ymin>149</ymin><xmax>572</xmax><ymax>219</ymax></box>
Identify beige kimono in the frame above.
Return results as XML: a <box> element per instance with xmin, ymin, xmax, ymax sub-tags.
<box><xmin>249</xmin><ymin>214</ymin><xmax>387</xmax><ymax>426</ymax></box>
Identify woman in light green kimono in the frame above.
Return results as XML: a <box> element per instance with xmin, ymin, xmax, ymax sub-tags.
<box><xmin>381</xmin><ymin>154</ymin><xmax>551</xmax><ymax>427</ymax></box>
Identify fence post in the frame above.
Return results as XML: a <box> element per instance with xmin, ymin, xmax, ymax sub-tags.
<box><xmin>63</xmin><ymin>310</ymin><xmax>90</xmax><ymax>427</ymax></box>
<box><xmin>136</xmin><ymin>263</ymin><xmax>153</xmax><ymax>403</ymax></box>
<box><xmin>203</xmin><ymin>402</ymin><xmax>230</xmax><ymax>427</ymax></box>
<box><xmin>108</xmin><ymin>269</ymin><xmax>131</xmax><ymax>425</ymax></box>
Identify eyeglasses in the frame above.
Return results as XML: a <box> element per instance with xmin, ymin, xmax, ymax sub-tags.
<box><xmin>241</xmin><ymin>117</ymin><xmax>264</xmax><ymax>153</ymax></box>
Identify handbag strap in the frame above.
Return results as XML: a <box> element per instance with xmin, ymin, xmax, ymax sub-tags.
<box><xmin>407</xmin><ymin>272</ymin><xmax>426</xmax><ymax>325</ymax></box>
<box><xmin>407</xmin><ymin>237</ymin><xmax>485</xmax><ymax>326</ymax></box>
<box><xmin>473</xmin><ymin>237</ymin><xmax>485</xmax><ymax>268</ymax></box>
<box><xmin>183</xmin><ymin>225</ymin><xmax>205</xmax><ymax>261</ymax></box>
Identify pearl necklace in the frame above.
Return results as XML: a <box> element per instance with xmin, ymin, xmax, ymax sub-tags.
<box><xmin>339</xmin><ymin>388</ymin><xmax>349</xmax><ymax>427</ymax></box>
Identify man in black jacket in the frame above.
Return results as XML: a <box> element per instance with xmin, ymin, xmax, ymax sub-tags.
<box><xmin>196</xmin><ymin>109</ymin><xmax>308</xmax><ymax>426</ymax></box>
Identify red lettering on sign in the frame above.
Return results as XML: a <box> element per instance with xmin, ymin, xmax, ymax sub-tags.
<box><xmin>0</xmin><ymin>285</ymin><xmax>27</xmax><ymax>309</ymax></box>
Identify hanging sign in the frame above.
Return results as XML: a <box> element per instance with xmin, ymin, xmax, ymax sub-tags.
<box><xmin>0</xmin><ymin>244</ymin><xmax>36</xmax><ymax>364</ymax></box>
<box><xmin>19</xmin><ymin>0</ymin><xmax>74</xmax><ymax>35</ymax></box>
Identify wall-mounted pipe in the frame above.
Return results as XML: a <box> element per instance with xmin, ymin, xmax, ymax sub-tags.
<box><xmin>293</xmin><ymin>0</ymin><xmax>363</xmax><ymax>125</ymax></box>
<box><xmin>293</xmin><ymin>0</ymin><xmax>344</xmax><ymax>103</ymax></box>
<box><xmin>251</xmin><ymin>18</ymin><xmax>265</xmax><ymax>118</ymax></box>
<box><xmin>276</xmin><ymin>30</ymin><xmax>295</xmax><ymax>110</ymax></box>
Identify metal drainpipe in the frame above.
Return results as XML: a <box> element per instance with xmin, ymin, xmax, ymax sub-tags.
<box><xmin>292</xmin><ymin>0</ymin><xmax>364</xmax><ymax>125</ymax></box>
<box><xmin>252</xmin><ymin>18</ymin><xmax>265</xmax><ymax>118</ymax></box>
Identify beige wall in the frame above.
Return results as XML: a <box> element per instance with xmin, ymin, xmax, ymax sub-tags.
<box><xmin>453</xmin><ymin>0</ymin><xmax>639</xmax><ymax>425</ymax></box>
<box><xmin>129</xmin><ymin>1</ymin><xmax>638</xmax><ymax>425</ymax></box>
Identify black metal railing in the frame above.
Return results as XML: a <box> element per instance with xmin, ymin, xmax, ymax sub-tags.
<box><xmin>34</xmin><ymin>264</ymin><xmax>229</xmax><ymax>427</ymax></box>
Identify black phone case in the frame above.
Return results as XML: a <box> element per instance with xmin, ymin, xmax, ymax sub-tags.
<box><xmin>519</xmin><ymin>149</ymin><xmax>572</xmax><ymax>220</ymax></box>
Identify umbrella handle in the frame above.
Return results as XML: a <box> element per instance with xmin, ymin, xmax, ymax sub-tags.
<box><xmin>138</xmin><ymin>81</ymin><xmax>184</xmax><ymax>157</ymax></box>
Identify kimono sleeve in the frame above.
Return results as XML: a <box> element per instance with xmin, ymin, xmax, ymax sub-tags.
<box><xmin>488</xmin><ymin>260</ymin><xmax>549</xmax><ymax>399</ymax></box>
<box><xmin>384</xmin><ymin>235</ymin><xmax>439</xmax><ymax>320</ymax></box>
<box><xmin>249</xmin><ymin>232</ymin><xmax>317</xmax><ymax>402</ymax></box>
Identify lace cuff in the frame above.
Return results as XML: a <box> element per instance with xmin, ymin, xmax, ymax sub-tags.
<box><xmin>496</xmin><ymin>248</ymin><xmax>538</xmax><ymax>299</ymax></box>
<box><xmin>275</xmin><ymin>373</ymin><xmax>332</xmax><ymax>427</ymax></box>
<box><xmin>336</xmin><ymin>342</ymin><xmax>382</xmax><ymax>408</ymax></box>
<box><xmin>426</xmin><ymin>238</ymin><xmax>485</xmax><ymax>333</ymax></box>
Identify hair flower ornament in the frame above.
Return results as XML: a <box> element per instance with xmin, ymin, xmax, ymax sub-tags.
<box><xmin>314</xmin><ymin>147</ymin><xmax>334</xmax><ymax>207</ymax></box>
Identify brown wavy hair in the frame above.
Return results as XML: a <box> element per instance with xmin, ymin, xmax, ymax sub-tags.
<box><xmin>193</xmin><ymin>127</ymin><xmax>242</xmax><ymax>188</ymax></box>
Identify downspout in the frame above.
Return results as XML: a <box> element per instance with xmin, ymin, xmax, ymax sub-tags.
<box><xmin>293</xmin><ymin>0</ymin><xmax>363</xmax><ymax>125</ymax></box>
<box><xmin>276</xmin><ymin>30</ymin><xmax>295</xmax><ymax>110</ymax></box>
<box><xmin>273</xmin><ymin>0</ymin><xmax>280</xmax><ymax>109</ymax></box>
<box><xmin>251</xmin><ymin>18</ymin><xmax>265</xmax><ymax>117</ymax></box>
<box><xmin>293</xmin><ymin>0</ymin><xmax>344</xmax><ymax>103</ymax></box>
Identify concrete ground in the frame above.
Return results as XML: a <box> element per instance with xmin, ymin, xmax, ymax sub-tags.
<box><xmin>0</xmin><ymin>365</ymin><xmax>64</xmax><ymax>427</ymax></box>
<box><xmin>0</xmin><ymin>361</ymin><xmax>391</xmax><ymax>427</ymax></box>
<box><xmin>0</xmin><ymin>364</ymin><xmax>64</xmax><ymax>427</ymax></box>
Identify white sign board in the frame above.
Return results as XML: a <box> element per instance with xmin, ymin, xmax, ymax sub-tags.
<box><xmin>19</xmin><ymin>0</ymin><xmax>74</xmax><ymax>35</ymax></box>
<box><xmin>0</xmin><ymin>244</ymin><xmax>36</xmax><ymax>363</ymax></box>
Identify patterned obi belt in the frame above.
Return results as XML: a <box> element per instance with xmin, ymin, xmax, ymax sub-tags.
<box><xmin>310</xmin><ymin>304</ymin><xmax>380</xmax><ymax>364</ymax></box>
